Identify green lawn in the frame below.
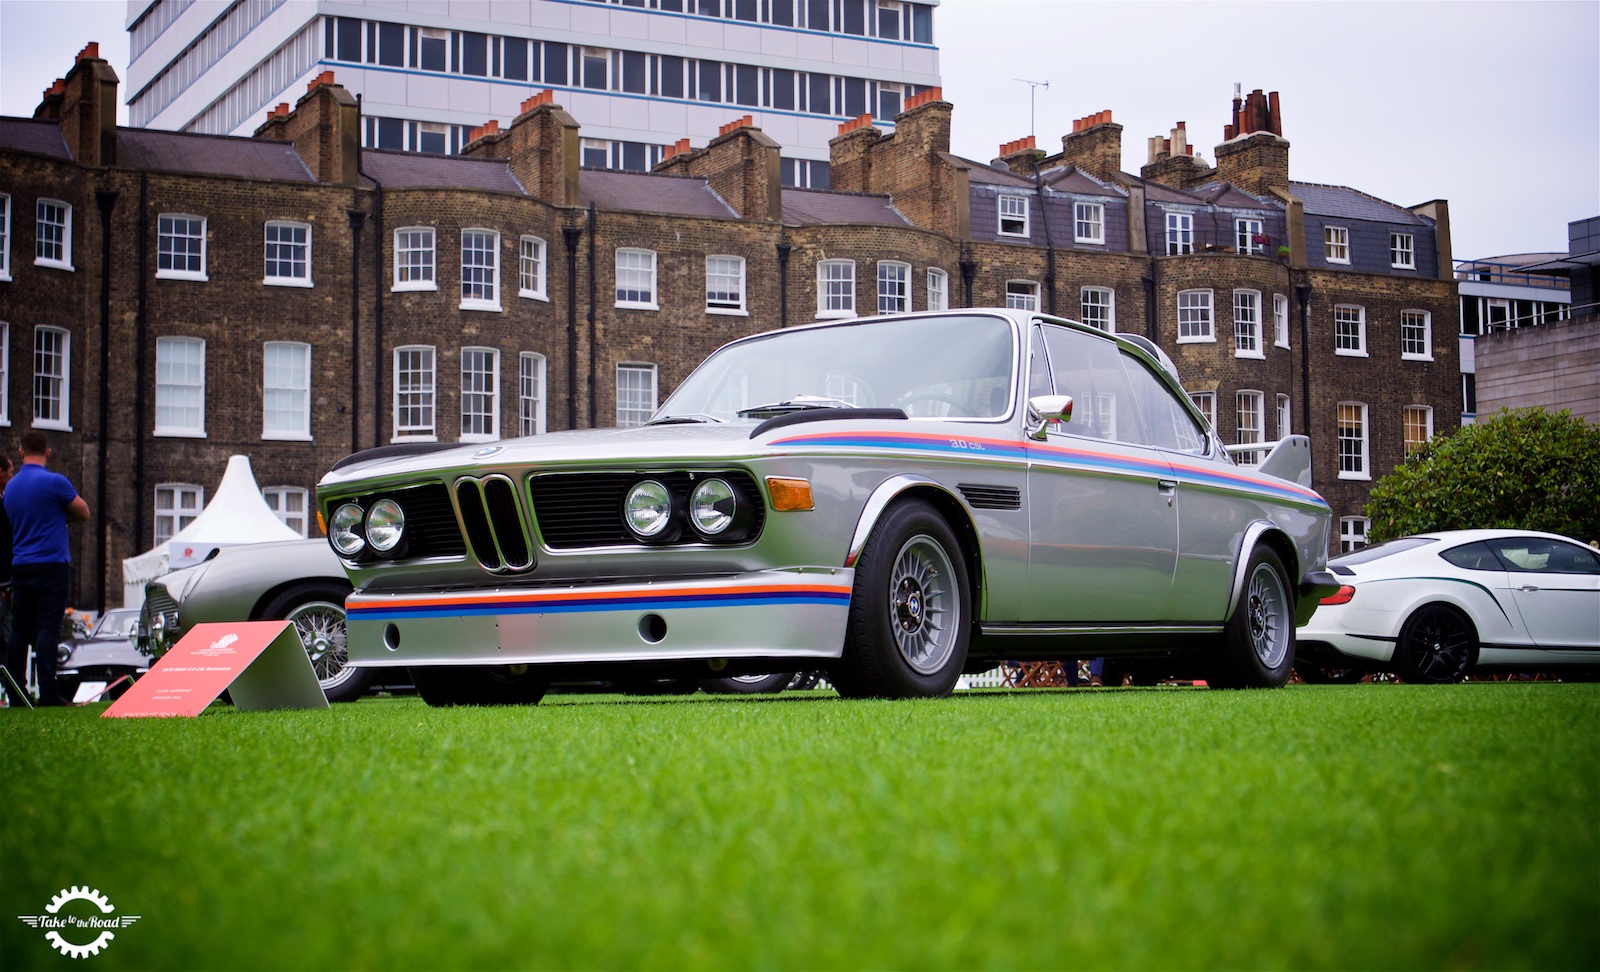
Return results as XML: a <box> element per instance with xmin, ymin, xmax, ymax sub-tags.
<box><xmin>2</xmin><ymin>684</ymin><xmax>1596</xmax><ymax>970</ymax></box>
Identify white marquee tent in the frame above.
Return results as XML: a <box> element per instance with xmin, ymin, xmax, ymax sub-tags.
<box><xmin>121</xmin><ymin>455</ymin><xmax>302</xmax><ymax>608</ymax></box>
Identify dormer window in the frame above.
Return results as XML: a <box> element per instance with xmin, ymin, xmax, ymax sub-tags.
<box><xmin>998</xmin><ymin>194</ymin><xmax>1029</xmax><ymax>237</ymax></box>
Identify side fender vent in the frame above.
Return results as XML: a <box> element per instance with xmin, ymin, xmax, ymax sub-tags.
<box><xmin>958</xmin><ymin>483</ymin><xmax>1021</xmax><ymax>510</ymax></box>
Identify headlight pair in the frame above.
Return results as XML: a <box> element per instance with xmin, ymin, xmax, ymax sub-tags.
<box><xmin>624</xmin><ymin>477</ymin><xmax>743</xmax><ymax>542</ymax></box>
<box><xmin>329</xmin><ymin>498</ymin><xmax>406</xmax><ymax>558</ymax></box>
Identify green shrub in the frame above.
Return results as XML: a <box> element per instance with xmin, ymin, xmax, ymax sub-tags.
<box><xmin>1365</xmin><ymin>408</ymin><xmax>1600</xmax><ymax>543</ymax></box>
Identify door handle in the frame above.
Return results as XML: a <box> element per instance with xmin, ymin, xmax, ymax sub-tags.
<box><xmin>1157</xmin><ymin>480</ymin><xmax>1177</xmax><ymax>507</ymax></box>
<box><xmin>1519</xmin><ymin>585</ymin><xmax>1540</xmax><ymax>593</ymax></box>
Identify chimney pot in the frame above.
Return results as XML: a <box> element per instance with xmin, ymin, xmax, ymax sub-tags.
<box><xmin>77</xmin><ymin>42</ymin><xmax>100</xmax><ymax>62</ymax></box>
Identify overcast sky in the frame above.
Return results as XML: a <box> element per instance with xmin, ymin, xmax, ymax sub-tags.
<box><xmin>3</xmin><ymin>0</ymin><xmax>1595</xmax><ymax>259</ymax></box>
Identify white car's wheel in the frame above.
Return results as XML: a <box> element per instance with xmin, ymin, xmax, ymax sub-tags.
<box><xmin>1393</xmin><ymin>604</ymin><xmax>1477</xmax><ymax>683</ymax></box>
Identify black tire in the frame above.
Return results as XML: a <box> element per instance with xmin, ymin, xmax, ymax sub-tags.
<box><xmin>699</xmin><ymin>673</ymin><xmax>796</xmax><ymax>694</ymax></box>
<box><xmin>410</xmin><ymin>665</ymin><xmax>550</xmax><ymax>706</ymax></box>
<box><xmin>614</xmin><ymin>678</ymin><xmax>700</xmax><ymax>696</ymax></box>
<box><xmin>1209</xmin><ymin>546</ymin><xmax>1295</xmax><ymax>689</ymax></box>
<box><xmin>1297</xmin><ymin>665</ymin><xmax>1364</xmax><ymax>684</ymax></box>
<box><xmin>832</xmin><ymin>498</ymin><xmax>971</xmax><ymax>699</ymax></box>
<box><xmin>258</xmin><ymin>582</ymin><xmax>372</xmax><ymax>704</ymax></box>
<box><xmin>1392</xmin><ymin>604</ymin><xmax>1478</xmax><ymax>684</ymax></box>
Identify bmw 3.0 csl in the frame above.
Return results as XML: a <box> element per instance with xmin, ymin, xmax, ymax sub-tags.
<box><xmin>316</xmin><ymin>309</ymin><xmax>1339</xmax><ymax>705</ymax></box>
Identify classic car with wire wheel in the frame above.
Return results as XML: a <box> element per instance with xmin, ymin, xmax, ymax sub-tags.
<box><xmin>1296</xmin><ymin>529</ymin><xmax>1600</xmax><ymax>682</ymax></box>
<box><xmin>138</xmin><ymin>539</ymin><xmax>368</xmax><ymax>702</ymax></box>
<box><xmin>316</xmin><ymin>309</ymin><xmax>1339</xmax><ymax>706</ymax></box>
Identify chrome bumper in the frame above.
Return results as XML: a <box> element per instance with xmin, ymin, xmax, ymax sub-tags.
<box><xmin>346</xmin><ymin>568</ymin><xmax>854</xmax><ymax>667</ymax></box>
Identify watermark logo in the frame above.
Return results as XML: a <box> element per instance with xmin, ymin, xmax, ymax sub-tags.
<box><xmin>16</xmin><ymin>887</ymin><xmax>140</xmax><ymax>959</ymax></box>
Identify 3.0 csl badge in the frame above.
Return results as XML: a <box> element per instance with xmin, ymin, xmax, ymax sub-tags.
<box><xmin>16</xmin><ymin>886</ymin><xmax>141</xmax><ymax>959</ymax></box>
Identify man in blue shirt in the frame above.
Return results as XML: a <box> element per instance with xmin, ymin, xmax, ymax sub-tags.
<box><xmin>4</xmin><ymin>431</ymin><xmax>90</xmax><ymax>706</ymax></box>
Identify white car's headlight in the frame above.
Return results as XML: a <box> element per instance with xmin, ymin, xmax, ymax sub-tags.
<box><xmin>624</xmin><ymin>480</ymin><xmax>672</xmax><ymax>539</ymax></box>
<box><xmin>330</xmin><ymin>503</ymin><xmax>366</xmax><ymax>556</ymax></box>
<box><xmin>689</xmin><ymin>478</ymin><xmax>737</xmax><ymax>536</ymax></box>
<box><xmin>365</xmin><ymin>498</ymin><xmax>406</xmax><ymax>553</ymax></box>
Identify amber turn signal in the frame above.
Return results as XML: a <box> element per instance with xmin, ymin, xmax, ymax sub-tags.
<box><xmin>1320</xmin><ymin>585</ymin><xmax>1356</xmax><ymax>605</ymax></box>
<box><xmin>765</xmin><ymin>477</ymin><xmax>814</xmax><ymax>511</ymax></box>
<box><xmin>316</xmin><ymin>508</ymin><xmax>327</xmax><ymax>536</ymax></box>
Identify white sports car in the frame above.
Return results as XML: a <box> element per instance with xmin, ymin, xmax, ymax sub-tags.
<box><xmin>1297</xmin><ymin>529</ymin><xmax>1600</xmax><ymax>683</ymax></box>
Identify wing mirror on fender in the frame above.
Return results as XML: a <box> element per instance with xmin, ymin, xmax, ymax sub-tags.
<box><xmin>1026</xmin><ymin>395</ymin><xmax>1073</xmax><ymax>440</ymax></box>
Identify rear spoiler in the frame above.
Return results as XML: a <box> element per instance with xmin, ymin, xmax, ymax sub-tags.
<box><xmin>1224</xmin><ymin>434</ymin><xmax>1312</xmax><ymax>487</ymax></box>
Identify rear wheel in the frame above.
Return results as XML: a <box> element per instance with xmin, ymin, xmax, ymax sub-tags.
<box><xmin>1393</xmin><ymin>605</ymin><xmax>1477</xmax><ymax>684</ymax></box>
<box><xmin>832</xmin><ymin>499</ymin><xmax>970</xmax><ymax>699</ymax></box>
<box><xmin>410</xmin><ymin>665</ymin><xmax>550</xmax><ymax>706</ymax></box>
<box><xmin>259</xmin><ymin>582</ymin><xmax>370</xmax><ymax>704</ymax></box>
<box><xmin>1210</xmin><ymin>546</ymin><xmax>1295</xmax><ymax>689</ymax></box>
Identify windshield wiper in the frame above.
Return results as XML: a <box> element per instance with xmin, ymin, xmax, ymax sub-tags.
<box><xmin>645</xmin><ymin>413</ymin><xmax>726</xmax><ymax>426</ymax></box>
<box><xmin>736</xmin><ymin>396</ymin><xmax>858</xmax><ymax>418</ymax></box>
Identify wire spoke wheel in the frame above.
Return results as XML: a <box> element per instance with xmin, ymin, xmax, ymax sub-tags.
<box><xmin>287</xmin><ymin>600</ymin><xmax>352</xmax><ymax>687</ymax></box>
<box><xmin>888</xmin><ymin>533</ymin><xmax>957</xmax><ymax>675</ymax></box>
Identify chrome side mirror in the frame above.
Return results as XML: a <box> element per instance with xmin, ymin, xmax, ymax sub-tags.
<box><xmin>1026</xmin><ymin>395</ymin><xmax>1073</xmax><ymax>440</ymax></box>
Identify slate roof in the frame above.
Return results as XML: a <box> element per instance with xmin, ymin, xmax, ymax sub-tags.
<box><xmin>781</xmin><ymin>188</ymin><xmax>909</xmax><ymax>226</ymax></box>
<box><xmin>1042</xmin><ymin>166</ymin><xmax>1126</xmax><ymax>197</ymax></box>
<box><xmin>0</xmin><ymin>117</ymin><xmax>73</xmax><ymax>160</ymax></box>
<box><xmin>361</xmin><ymin>148</ymin><xmax>523</xmax><ymax>194</ymax></box>
<box><xmin>1193</xmin><ymin>183</ymin><xmax>1281</xmax><ymax>210</ymax></box>
<box><xmin>116</xmin><ymin>128</ymin><xmax>314</xmax><ymax>182</ymax></box>
<box><xmin>957</xmin><ymin>157</ymin><xmax>1036</xmax><ymax>188</ymax></box>
<box><xmin>579</xmin><ymin>168</ymin><xmax>737</xmax><ymax>219</ymax></box>
<box><xmin>1290</xmin><ymin>182</ymin><xmax>1426</xmax><ymax>225</ymax></box>
<box><xmin>1139</xmin><ymin>179</ymin><xmax>1204</xmax><ymax>205</ymax></box>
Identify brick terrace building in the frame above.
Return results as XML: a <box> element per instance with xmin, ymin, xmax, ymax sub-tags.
<box><xmin>1</xmin><ymin>48</ymin><xmax>1457</xmax><ymax>608</ymax></box>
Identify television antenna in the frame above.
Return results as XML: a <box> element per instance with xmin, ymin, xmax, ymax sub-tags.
<box><xmin>1014</xmin><ymin>78</ymin><xmax>1050</xmax><ymax>139</ymax></box>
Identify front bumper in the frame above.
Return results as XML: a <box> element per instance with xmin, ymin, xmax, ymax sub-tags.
<box><xmin>346</xmin><ymin>568</ymin><xmax>855</xmax><ymax>668</ymax></box>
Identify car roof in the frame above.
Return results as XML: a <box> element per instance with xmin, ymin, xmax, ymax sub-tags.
<box><xmin>1411</xmin><ymin>528</ymin><xmax>1592</xmax><ymax>545</ymax></box>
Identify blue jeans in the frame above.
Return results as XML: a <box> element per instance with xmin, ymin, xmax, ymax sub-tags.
<box><xmin>6</xmin><ymin>563</ymin><xmax>72</xmax><ymax>706</ymax></box>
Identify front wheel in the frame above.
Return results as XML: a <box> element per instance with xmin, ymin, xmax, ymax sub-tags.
<box><xmin>410</xmin><ymin>665</ymin><xmax>550</xmax><ymax>706</ymax></box>
<box><xmin>1209</xmin><ymin>546</ymin><xmax>1295</xmax><ymax>689</ymax></box>
<box><xmin>259</xmin><ymin>582</ymin><xmax>370</xmax><ymax>704</ymax></box>
<box><xmin>832</xmin><ymin>499</ymin><xmax>971</xmax><ymax>699</ymax></box>
<box><xmin>1393</xmin><ymin>605</ymin><xmax>1477</xmax><ymax>684</ymax></box>
<box><xmin>700</xmin><ymin>673</ymin><xmax>796</xmax><ymax>694</ymax></box>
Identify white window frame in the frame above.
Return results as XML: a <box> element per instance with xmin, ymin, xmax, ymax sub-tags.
<box><xmin>1188</xmin><ymin>391</ymin><xmax>1216</xmax><ymax>431</ymax></box>
<box><xmin>1401</xmin><ymin>309</ymin><xmax>1433</xmax><ymax>361</ymax></box>
<box><xmin>1273</xmin><ymin>294</ymin><xmax>1290</xmax><ymax>349</ymax></box>
<box><xmin>32</xmin><ymin>325</ymin><xmax>71</xmax><ymax>430</ymax></box>
<box><xmin>1334</xmin><ymin>304</ymin><xmax>1367</xmax><ymax>356</ymax></box>
<box><xmin>1390</xmin><ymin>232</ymin><xmax>1415</xmax><ymax>270</ymax></box>
<box><xmin>154</xmin><ymin>336</ymin><xmax>206</xmax><ymax>437</ymax></box>
<box><xmin>263</xmin><ymin>220</ymin><xmax>311</xmax><ymax>287</ymax></box>
<box><xmin>0</xmin><ymin>192</ymin><xmax>11</xmax><ymax>281</ymax></box>
<box><xmin>1276</xmin><ymin>393</ymin><xmax>1292</xmax><ymax>438</ymax></box>
<box><xmin>1404</xmin><ymin>404</ymin><xmax>1434</xmax><ymax>454</ymax></box>
<box><xmin>817</xmin><ymin>259</ymin><xmax>855</xmax><ymax>318</ymax></box>
<box><xmin>1074</xmin><ymin>202</ymin><xmax>1105</xmax><ymax>245</ymax></box>
<box><xmin>393</xmin><ymin>345</ymin><xmax>437</xmax><ymax>441</ymax></box>
<box><xmin>35</xmin><ymin>198</ymin><xmax>73</xmax><ymax>271</ymax></box>
<box><xmin>0</xmin><ymin>322</ymin><xmax>9</xmax><ymax>426</ymax></box>
<box><xmin>1337</xmin><ymin>401</ymin><xmax>1369</xmax><ymax>480</ymax></box>
<box><xmin>263</xmin><ymin>486</ymin><xmax>309</xmax><ymax>537</ymax></box>
<box><xmin>393</xmin><ymin>227</ymin><xmax>436</xmax><ymax>292</ymax></box>
<box><xmin>519</xmin><ymin>352</ymin><xmax>546</xmax><ymax>436</ymax></box>
<box><xmin>157</xmin><ymin>214</ymin><xmax>208</xmax><ymax>281</ymax></box>
<box><xmin>1005</xmin><ymin>280</ymin><xmax>1039</xmax><ymax>312</ymax></box>
<box><xmin>1236</xmin><ymin>390</ymin><xmax>1264</xmax><ymax>466</ymax></box>
<box><xmin>1080</xmin><ymin>287</ymin><xmax>1115</xmax><ymax>333</ymax></box>
<box><xmin>1324</xmin><ymin>225</ymin><xmax>1350</xmax><ymax>264</ymax></box>
<box><xmin>1166</xmin><ymin>211</ymin><xmax>1193</xmax><ymax>255</ymax></box>
<box><xmin>460</xmin><ymin>228</ymin><xmax>502</xmax><ymax>311</ymax></box>
<box><xmin>997</xmin><ymin>194</ymin><xmax>1029</xmax><ymax>237</ymax></box>
<box><xmin>877</xmin><ymin>260</ymin><xmax>910</xmax><ymax>315</ymax></box>
<box><xmin>519</xmin><ymin>235</ymin><xmax>548</xmax><ymax>301</ymax></box>
<box><xmin>1177</xmin><ymin>289</ymin><xmax>1214</xmax><ymax>343</ymax></box>
<box><xmin>926</xmin><ymin>268</ymin><xmax>948</xmax><ymax>311</ymax></box>
<box><xmin>615</xmin><ymin>247</ymin><xmax>659</xmax><ymax>310</ymax></box>
<box><xmin>460</xmin><ymin>346</ymin><xmax>500</xmax><ymax>442</ymax></box>
<box><xmin>1236</xmin><ymin>217</ymin><xmax>1265</xmax><ymax>255</ymax></box>
<box><xmin>706</xmin><ymin>254</ymin><xmax>747</xmax><ymax>315</ymax></box>
<box><xmin>616</xmin><ymin>362</ymin><xmax>657</xmax><ymax>428</ymax></box>
<box><xmin>1233</xmin><ymin>289</ymin><xmax>1263</xmax><ymax>358</ymax></box>
<box><xmin>154</xmin><ymin>483</ymin><xmax>203</xmax><ymax>547</ymax></box>
<box><xmin>1339</xmin><ymin>516</ymin><xmax>1369</xmax><ymax>554</ymax></box>
<box><xmin>263</xmin><ymin>341</ymin><xmax>312</xmax><ymax>440</ymax></box>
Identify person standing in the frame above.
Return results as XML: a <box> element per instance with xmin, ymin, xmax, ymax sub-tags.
<box><xmin>0</xmin><ymin>452</ymin><xmax>14</xmax><ymax>648</ymax></box>
<box><xmin>4</xmin><ymin>431</ymin><xmax>89</xmax><ymax>707</ymax></box>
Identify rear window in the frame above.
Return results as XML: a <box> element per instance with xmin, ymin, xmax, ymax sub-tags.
<box><xmin>1331</xmin><ymin>536</ymin><xmax>1437</xmax><ymax>567</ymax></box>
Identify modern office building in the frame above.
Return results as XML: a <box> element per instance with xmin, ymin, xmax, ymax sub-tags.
<box><xmin>124</xmin><ymin>0</ymin><xmax>941</xmax><ymax>186</ymax></box>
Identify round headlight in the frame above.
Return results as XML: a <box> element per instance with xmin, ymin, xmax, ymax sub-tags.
<box><xmin>689</xmin><ymin>478</ymin><xmax>737</xmax><ymax>536</ymax></box>
<box><xmin>330</xmin><ymin>503</ymin><xmax>366</xmax><ymax>556</ymax></box>
<box><xmin>365</xmin><ymin>498</ymin><xmax>406</xmax><ymax>553</ymax></box>
<box><xmin>624</xmin><ymin>480</ymin><xmax>672</xmax><ymax>538</ymax></box>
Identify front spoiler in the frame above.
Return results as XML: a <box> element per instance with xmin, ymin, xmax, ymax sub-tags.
<box><xmin>346</xmin><ymin>568</ymin><xmax>854</xmax><ymax>667</ymax></box>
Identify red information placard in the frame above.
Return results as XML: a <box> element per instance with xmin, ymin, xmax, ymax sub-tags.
<box><xmin>103</xmin><ymin>620</ymin><xmax>329</xmax><ymax>718</ymax></box>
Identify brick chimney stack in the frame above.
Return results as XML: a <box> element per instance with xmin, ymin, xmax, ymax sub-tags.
<box><xmin>501</xmin><ymin>90</ymin><xmax>580</xmax><ymax>206</ymax></box>
<box><xmin>827</xmin><ymin>113</ymin><xmax>881</xmax><ymax>192</ymax></box>
<box><xmin>252</xmin><ymin>71</ymin><xmax>360</xmax><ymax>185</ymax></box>
<box><xmin>651</xmin><ymin>115</ymin><xmax>781</xmax><ymax>221</ymax></box>
<box><xmin>1214</xmin><ymin>87</ymin><xmax>1290</xmax><ymax>196</ymax></box>
<box><xmin>1059</xmin><ymin>110</ymin><xmax>1123</xmax><ymax>183</ymax></box>
<box><xmin>45</xmin><ymin>42</ymin><xmax>119</xmax><ymax>167</ymax></box>
<box><xmin>1142</xmin><ymin>121</ymin><xmax>1214</xmax><ymax>189</ymax></box>
<box><xmin>994</xmin><ymin>135</ymin><xmax>1045</xmax><ymax>175</ymax></box>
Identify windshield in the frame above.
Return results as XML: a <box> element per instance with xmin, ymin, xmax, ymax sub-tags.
<box><xmin>93</xmin><ymin>609</ymin><xmax>141</xmax><ymax>638</ymax></box>
<box><xmin>658</xmin><ymin>314</ymin><xmax>1017</xmax><ymax>422</ymax></box>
